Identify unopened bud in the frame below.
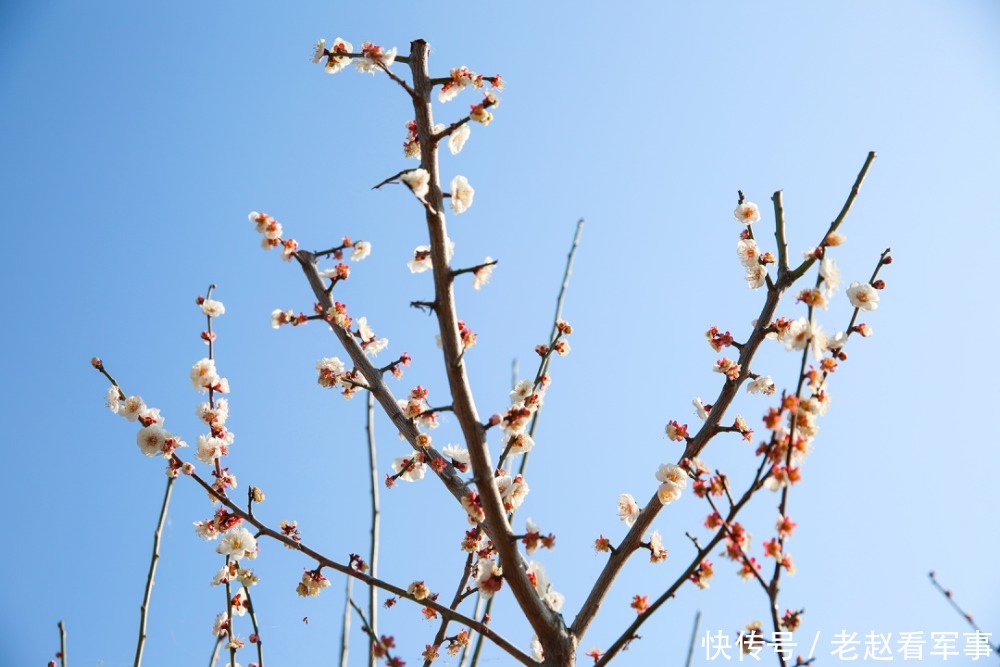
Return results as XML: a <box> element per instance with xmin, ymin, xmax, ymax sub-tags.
<box><xmin>90</xmin><ymin>356</ymin><xmax>103</xmax><ymax>369</ymax></box>
<box><xmin>250</xmin><ymin>486</ymin><xmax>266</xmax><ymax>503</ymax></box>
<box><xmin>882</xmin><ymin>255</ymin><xmax>893</xmax><ymax>264</ymax></box>
<box><xmin>872</xmin><ymin>279</ymin><xmax>886</xmax><ymax>289</ymax></box>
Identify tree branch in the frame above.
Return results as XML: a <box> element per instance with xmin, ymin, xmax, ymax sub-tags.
<box><xmin>180</xmin><ymin>459</ymin><xmax>534</xmax><ymax>665</ymax></box>
<box><xmin>405</xmin><ymin>38</ymin><xmax>569</xmax><ymax>657</ymax></box>
<box><xmin>133</xmin><ymin>477</ymin><xmax>174</xmax><ymax>667</ymax></box>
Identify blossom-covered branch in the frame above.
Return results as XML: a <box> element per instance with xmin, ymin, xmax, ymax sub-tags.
<box><xmin>573</xmin><ymin>153</ymin><xmax>878</xmax><ymax>644</ymax></box>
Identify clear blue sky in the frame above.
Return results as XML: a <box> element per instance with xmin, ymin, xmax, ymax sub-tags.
<box><xmin>2</xmin><ymin>1</ymin><xmax>998</xmax><ymax>665</ymax></box>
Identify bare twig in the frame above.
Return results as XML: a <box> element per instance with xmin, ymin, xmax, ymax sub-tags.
<box><xmin>772</xmin><ymin>191</ymin><xmax>789</xmax><ymax>275</ymax></box>
<box><xmin>243</xmin><ymin>587</ymin><xmax>264</xmax><ymax>667</ymax></box>
<box><xmin>366</xmin><ymin>391</ymin><xmax>380</xmax><ymax>667</ymax></box>
<box><xmin>208</xmin><ymin>636</ymin><xmax>222</xmax><ymax>667</ymax></box>
<box><xmin>340</xmin><ymin>577</ymin><xmax>353</xmax><ymax>667</ymax></box>
<box><xmin>133</xmin><ymin>477</ymin><xmax>175</xmax><ymax>667</ymax></box>
<box><xmin>58</xmin><ymin>620</ymin><xmax>67</xmax><ymax>667</ymax></box>
<box><xmin>685</xmin><ymin>611</ymin><xmax>702</xmax><ymax>667</ymax></box>
<box><xmin>180</xmin><ymin>460</ymin><xmax>534</xmax><ymax>665</ymax></box>
<box><xmin>928</xmin><ymin>571</ymin><xmax>1000</xmax><ymax>659</ymax></box>
<box><xmin>787</xmin><ymin>151</ymin><xmax>877</xmax><ymax>283</ymax></box>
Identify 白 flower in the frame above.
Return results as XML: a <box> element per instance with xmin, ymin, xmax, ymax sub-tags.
<box><xmin>449</xmin><ymin>175</ymin><xmax>474</xmax><ymax>214</ymax></box>
<box><xmin>846</xmin><ymin>281</ymin><xmax>879</xmax><ymax>310</ymax></box>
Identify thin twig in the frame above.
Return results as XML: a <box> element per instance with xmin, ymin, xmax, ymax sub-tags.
<box><xmin>772</xmin><ymin>191</ymin><xmax>789</xmax><ymax>275</ymax></box>
<box><xmin>594</xmin><ymin>459</ymin><xmax>773</xmax><ymax>666</ymax></box>
<box><xmin>787</xmin><ymin>151</ymin><xmax>877</xmax><ymax>283</ymax></box>
<box><xmin>243</xmin><ymin>587</ymin><xmax>264</xmax><ymax>667</ymax></box>
<box><xmin>58</xmin><ymin>620</ymin><xmax>67</xmax><ymax>667</ymax></box>
<box><xmin>180</xmin><ymin>460</ymin><xmax>534</xmax><ymax>665</ymax></box>
<box><xmin>423</xmin><ymin>552</ymin><xmax>476</xmax><ymax>667</ymax></box>
<box><xmin>685</xmin><ymin>611</ymin><xmax>702</xmax><ymax>667</ymax></box>
<box><xmin>133</xmin><ymin>477</ymin><xmax>175</xmax><ymax>667</ymax></box>
<box><xmin>208</xmin><ymin>635</ymin><xmax>223</xmax><ymax>667</ymax></box>
<box><xmin>473</xmin><ymin>219</ymin><xmax>584</xmax><ymax>665</ymax></box>
<box><xmin>340</xmin><ymin>577</ymin><xmax>353</xmax><ymax>667</ymax></box>
<box><xmin>224</xmin><ymin>557</ymin><xmax>236</xmax><ymax>667</ymax></box>
<box><xmin>366</xmin><ymin>391</ymin><xmax>380</xmax><ymax>667</ymax></box>
<box><xmin>928</xmin><ymin>571</ymin><xmax>1000</xmax><ymax>659</ymax></box>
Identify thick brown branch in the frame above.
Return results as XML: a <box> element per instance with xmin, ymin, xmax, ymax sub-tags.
<box><xmin>406</xmin><ymin>38</ymin><xmax>570</xmax><ymax>659</ymax></box>
<box><xmin>294</xmin><ymin>250</ymin><xmax>469</xmax><ymax>505</ymax></box>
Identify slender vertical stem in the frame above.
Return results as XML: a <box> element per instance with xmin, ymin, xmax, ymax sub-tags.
<box><xmin>223</xmin><ymin>557</ymin><xmax>236</xmax><ymax>667</ymax></box>
<box><xmin>772</xmin><ymin>191</ymin><xmax>788</xmax><ymax>275</ymax></box>
<box><xmin>58</xmin><ymin>620</ymin><xmax>67</xmax><ymax>667</ymax></box>
<box><xmin>517</xmin><ymin>217</ymin><xmax>583</xmax><ymax>478</ymax></box>
<box><xmin>366</xmin><ymin>392</ymin><xmax>380</xmax><ymax>667</ymax></box>
<box><xmin>209</xmin><ymin>636</ymin><xmax>223</xmax><ymax>667</ymax></box>
<box><xmin>340</xmin><ymin>577</ymin><xmax>353</xmax><ymax>667</ymax></box>
<box><xmin>928</xmin><ymin>571</ymin><xmax>1000</xmax><ymax>659</ymax></box>
<box><xmin>472</xmin><ymin>219</ymin><xmax>585</xmax><ymax>666</ymax></box>
<box><xmin>460</xmin><ymin>594</ymin><xmax>486</xmax><ymax>667</ymax></box>
<box><xmin>134</xmin><ymin>476</ymin><xmax>175</xmax><ymax>667</ymax></box>
<box><xmin>244</xmin><ymin>587</ymin><xmax>264</xmax><ymax>667</ymax></box>
<box><xmin>406</xmin><ymin>39</ymin><xmax>565</xmax><ymax>655</ymax></box>
<box><xmin>685</xmin><ymin>611</ymin><xmax>701</xmax><ymax>667</ymax></box>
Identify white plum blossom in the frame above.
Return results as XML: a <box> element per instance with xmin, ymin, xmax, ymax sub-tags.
<box><xmin>400</xmin><ymin>168</ymin><xmax>430</xmax><ymax>200</ymax></box>
<box><xmin>351</xmin><ymin>241</ymin><xmax>371</xmax><ymax>261</ymax></box>
<box><xmin>137</xmin><ymin>425</ymin><xmax>168</xmax><ymax>457</ymax></box>
<box><xmin>526</xmin><ymin>561</ymin><xmax>564</xmax><ymax>612</ymax></box>
<box><xmin>442</xmin><ymin>444</ymin><xmax>470</xmax><ymax>472</ymax></box>
<box><xmin>119</xmin><ymin>395</ymin><xmax>145</xmax><ymax>421</ymax></box>
<box><xmin>449</xmin><ymin>175</ymin><xmax>475</xmax><ymax>214</ymax></box>
<box><xmin>618</xmin><ymin>493</ymin><xmax>641</xmax><ymax>527</ymax></box>
<box><xmin>656</xmin><ymin>463</ymin><xmax>688</xmax><ymax>506</ymax></box>
<box><xmin>846</xmin><ymin>281</ymin><xmax>879</xmax><ymax>311</ymax></box>
<box><xmin>196</xmin><ymin>435</ymin><xmax>228</xmax><ymax>464</ymax></box>
<box><xmin>505</xmin><ymin>431</ymin><xmax>534</xmax><ymax>455</ymax></box>
<box><xmin>311</xmin><ymin>39</ymin><xmax>326</xmax><ymax>64</ymax></box>
<box><xmin>190</xmin><ymin>358</ymin><xmax>221</xmax><ymax>391</ymax></box>
<box><xmin>747</xmin><ymin>375</ymin><xmax>776</xmax><ymax>395</ymax></box>
<box><xmin>322</xmin><ymin>38</ymin><xmax>352</xmax><ymax>74</ymax></box>
<box><xmin>745</xmin><ymin>264</ymin><xmax>768</xmax><ymax>289</ymax></box>
<box><xmin>648</xmin><ymin>530</ymin><xmax>668</xmax><ymax>563</ymax></box>
<box><xmin>737</xmin><ymin>238</ymin><xmax>759</xmax><ymax>268</ymax></box>
<box><xmin>828</xmin><ymin>331</ymin><xmax>849</xmax><ymax>351</ymax></box>
<box><xmin>475</xmin><ymin>558</ymin><xmax>503</xmax><ymax>599</ymax></box>
<box><xmin>448</xmin><ymin>123</ymin><xmax>471</xmax><ymax>155</ymax></box>
<box><xmin>408</xmin><ymin>245</ymin><xmax>433</xmax><ymax>273</ymax></box>
<box><xmin>785</xmin><ymin>317</ymin><xmax>828</xmax><ymax>360</ymax></box>
<box><xmin>734</xmin><ymin>201</ymin><xmax>761</xmax><ymax>225</ymax></box>
<box><xmin>392</xmin><ymin>456</ymin><xmax>426</xmax><ymax>482</ymax></box>
<box><xmin>531</xmin><ymin>636</ymin><xmax>544</xmax><ymax>662</ymax></box>
<box><xmin>819</xmin><ymin>257</ymin><xmax>841</xmax><ymax>297</ymax></box>
<box><xmin>216</xmin><ymin>527</ymin><xmax>258</xmax><ymax>561</ymax></box>
<box><xmin>472</xmin><ymin>258</ymin><xmax>495</xmax><ymax>290</ymax></box>
<box><xmin>201</xmin><ymin>299</ymin><xmax>225</xmax><ymax>318</ymax></box>
<box><xmin>355</xmin><ymin>42</ymin><xmax>397</xmax><ymax>74</ymax></box>
<box><xmin>105</xmin><ymin>386</ymin><xmax>122</xmax><ymax>414</ymax></box>
<box><xmin>692</xmin><ymin>397</ymin><xmax>709</xmax><ymax>421</ymax></box>
<box><xmin>271</xmin><ymin>308</ymin><xmax>293</xmax><ymax>329</ymax></box>
<box><xmin>497</xmin><ymin>474</ymin><xmax>529</xmax><ymax>513</ymax></box>
<box><xmin>197</xmin><ymin>398</ymin><xmax>229</xmax><ymax>427</ymax></box>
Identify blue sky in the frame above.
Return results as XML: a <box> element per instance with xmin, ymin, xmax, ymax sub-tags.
<box><xmin>2</xmin><ymin>1</ymin><xmax>999</xmax><ymax>665</ymax></box>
